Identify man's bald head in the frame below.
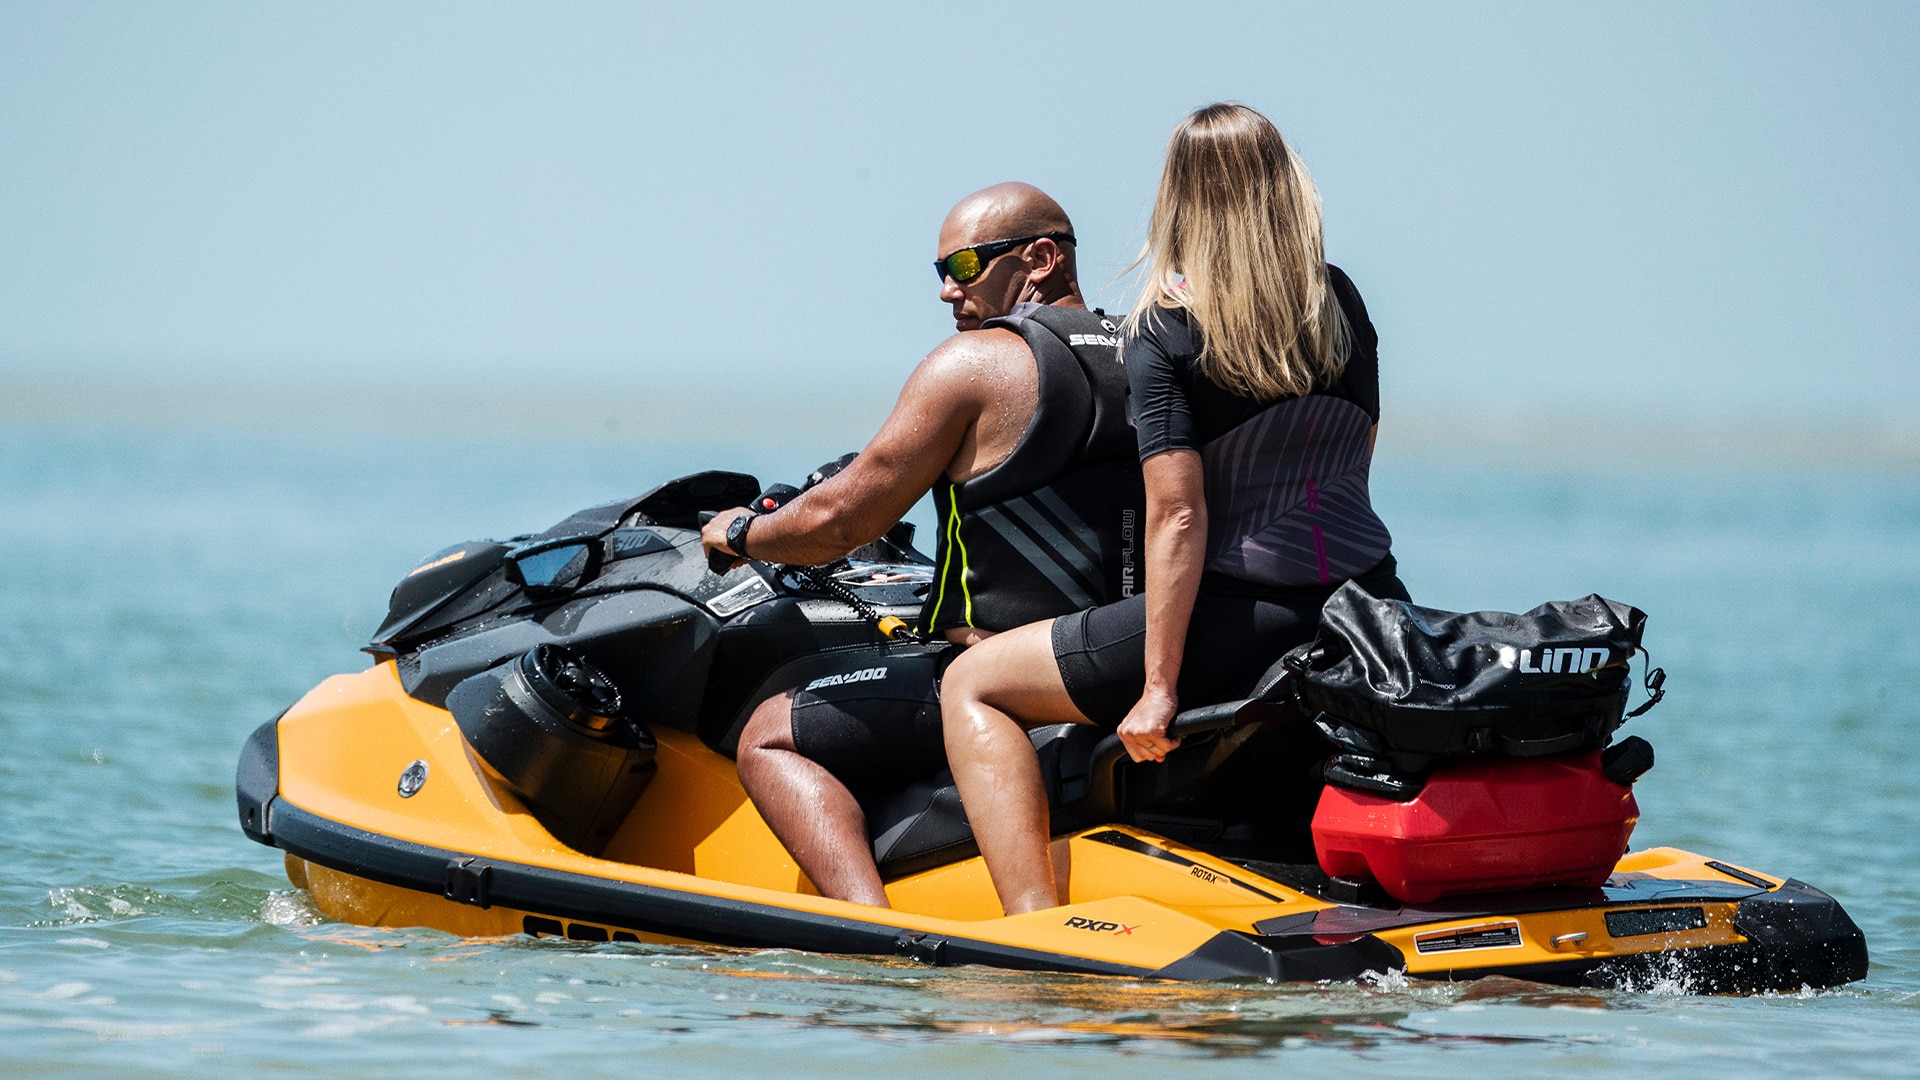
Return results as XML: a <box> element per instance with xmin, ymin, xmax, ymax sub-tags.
<box><xmin>940</xmin><ymin>182</ymin><xmax>1075</xmax><ymax>246</ymax></box>
<box><xmin>936</xmin><ymin>182</ymin><xmax>1083</xmax><ymax>331</ymax></box>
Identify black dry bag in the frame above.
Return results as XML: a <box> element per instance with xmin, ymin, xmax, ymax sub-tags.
<box><xmin>1284</xmin><ymin>581</ymin><xmax>1664</xmax><ymax>776</ymax></box>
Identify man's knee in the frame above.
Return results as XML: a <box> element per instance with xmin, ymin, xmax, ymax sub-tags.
<box><xmin>738</xmin><ymin>691</ymin><xmax>798</xmax><ymax>756</ymax></box>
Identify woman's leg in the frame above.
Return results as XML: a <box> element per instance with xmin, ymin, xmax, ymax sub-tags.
<box><xmin>940</xmin><ymin>619</ymin><xmax>1090</xmax><ymax>916</ymax></box>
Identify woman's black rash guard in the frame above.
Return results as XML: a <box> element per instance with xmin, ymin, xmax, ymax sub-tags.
<box><xmin>1128</xmin><ymin>265</ymin><xmax>1379</xmax><ymax>455</ymax></box>
<box><xmin>1125</xmin><ymin>264</ymin><xmax>1392</xmax><ymax>593</ymax></box>
<box><xmin>1051</xmin><ymin>264</ymin><xmax>1408</xmax><ymax>725</ymax></box>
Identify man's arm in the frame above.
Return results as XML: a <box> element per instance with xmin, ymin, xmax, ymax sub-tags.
<box><xmin>701</xmin><ymin>333</ymin><xmax>1012</xmax><ymax>567</ymax></box>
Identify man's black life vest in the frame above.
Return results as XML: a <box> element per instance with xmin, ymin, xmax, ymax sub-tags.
<box><xmin>920</xmin><ymin>305</ymin><xmax>1146</xmax><ymax>637</ymax></box>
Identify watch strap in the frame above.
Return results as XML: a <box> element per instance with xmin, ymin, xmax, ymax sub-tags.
<box><xmin>726</xmin><ymin>512</ymin><xmax>753</xmax><ymax>560</ymax></box>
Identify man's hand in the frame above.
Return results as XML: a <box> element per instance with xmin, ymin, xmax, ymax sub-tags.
<box><xmin>701</xmin><ymin>507</ymin><xmax>752</xmax><ymax>571</ymax></box>
<box><xmin>1117</xmin><ymin>686</ymin><xmax>1182</xmax><ymax>763</ymax></box>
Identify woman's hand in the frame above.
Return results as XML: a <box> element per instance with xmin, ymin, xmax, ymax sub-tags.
<box><xmin>1117</xmin><ymin>687</ymin><xmax>1182</xmax><ymax>763</ymax></box>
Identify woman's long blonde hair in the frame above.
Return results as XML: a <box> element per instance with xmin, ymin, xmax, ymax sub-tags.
<box><xmin>1126</xmin><ymin>103</ymin><xmax>1350</xmax><ymax>401</ymax></box>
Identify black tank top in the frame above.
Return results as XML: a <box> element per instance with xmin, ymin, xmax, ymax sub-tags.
<box><xmin>920</xmin><ymin>305</ymin><xmax>1146</xmax><ymax>636</ymax></box>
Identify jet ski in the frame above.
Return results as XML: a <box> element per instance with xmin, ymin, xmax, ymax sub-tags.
<box><xmin>235</xmin><ymin>469</ymin><xmax>1868</xmax><ymax>992</ymax></box>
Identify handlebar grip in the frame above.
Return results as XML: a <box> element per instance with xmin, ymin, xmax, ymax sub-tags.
<box><xmin>1071</xmin><ymin>698</ymin><xmax>1269</xmax><ymax>821</ymax></box>
<box><xmin>1166</xmin><ymin>700</ymin><xmax>1249</xmax><ymax>739</ymax></box>
<box><xmin>697</xmin><ymin>510</ymin><xmax>736</xmax><ymax>575</ymax></box>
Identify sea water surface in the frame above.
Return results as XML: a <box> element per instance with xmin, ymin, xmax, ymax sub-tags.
<box><xmin>1</xmin><ymin>422</ymin><xmax>1916</xmax><ymax>1077</ymax></box>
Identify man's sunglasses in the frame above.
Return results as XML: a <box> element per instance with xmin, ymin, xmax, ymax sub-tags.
<box><xmin>934</xmin><ymin>232</ymin><xmax>1076</xmax><ymax>284</ymax></box>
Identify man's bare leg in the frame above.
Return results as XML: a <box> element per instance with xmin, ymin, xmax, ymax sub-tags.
<box><xmin>735</xmin><ymin>692</ymin><xmax>890</xmax><ymax>907</ymax></box>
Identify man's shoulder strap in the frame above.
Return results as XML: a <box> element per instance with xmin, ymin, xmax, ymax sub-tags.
<box><xmin>1022</xmin><ymin>305</ymin><xmax>1123</xmax><ymax>348</ymax></box>
<box><xmin>957</xmin><ymin>306</ymin><xmax>1130</xmax><ymax>508</ymax></box>
<box><xmin>983</xmin><ymin>304</ymin><xmax>1120</xmax><ymax>343</ymax></box>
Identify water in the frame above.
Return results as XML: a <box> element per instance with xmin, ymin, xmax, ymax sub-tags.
<box><xmin>2</xmin><ymin>423</ymin><xmax>1916</xmax><ymax>1077</ymax></box>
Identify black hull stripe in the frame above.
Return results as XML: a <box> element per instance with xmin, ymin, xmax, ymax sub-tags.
<box><xmin>268</xmin><ymin>802</ymin><xmax>1146</xmax><ymax>977</ymax></box>
<box><xmin>261</xmin><ymin>803</ymin><xmax>1865</xmax><ymax>993</ymax></box>
<box><xmin>1082</xmin><ymin>830</ymin><xmax>1287</xmax><ymax>903</ymax></box>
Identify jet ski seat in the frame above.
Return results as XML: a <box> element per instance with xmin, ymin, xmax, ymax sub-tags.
<box><xmin>862</xmin><ymin>698</ymin><xmax>1286</xmax><ymax>879</ymax></box>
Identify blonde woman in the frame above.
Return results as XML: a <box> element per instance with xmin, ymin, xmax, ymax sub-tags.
<box><xmin>939</xmin><ymin>103</ymin><xmax>1410</xmax><ymax>916</ymax></box>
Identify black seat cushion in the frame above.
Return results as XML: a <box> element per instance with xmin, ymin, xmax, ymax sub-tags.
<box><xmin>864</xmin><ymin>724</ymin><xmax>1101</xmax><ymax>878</ymax></box>
<box><xmin>863</xmin><ymin>722</ymin><xmax>1271</xmax><ymax>879</ymax></box>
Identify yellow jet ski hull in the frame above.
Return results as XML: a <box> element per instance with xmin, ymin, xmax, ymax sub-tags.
<box><xmin>238</xmin><ymin>663</ymin><xmax>1867</xmax><ymax>990</ymax></box>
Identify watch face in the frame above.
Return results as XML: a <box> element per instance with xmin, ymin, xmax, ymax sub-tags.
<box><xmin>727</xmin><ymin>514</ymin><xmax>751</xmax><ymax>552</ymax></box>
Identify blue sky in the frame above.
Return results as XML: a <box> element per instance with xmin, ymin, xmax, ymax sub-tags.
<box><xmin>2</xmin><ymin>1</ymin><xmax>1914</xmax><ymax>422</ymax></box>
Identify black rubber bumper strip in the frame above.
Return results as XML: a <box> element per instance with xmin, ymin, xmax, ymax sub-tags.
<box><xmin>235</xmin><ymin>717</ymin><xmax>283</xmax><ymax>845</ymax></box>
<box><xmin>267</xmin><ymin>801</ymin><xmax>1157</xmax><ymax>978</ymax></box>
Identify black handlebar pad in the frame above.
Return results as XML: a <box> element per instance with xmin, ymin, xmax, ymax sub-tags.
<box><xmin>1072</xmin><ymin>698</ymin><xmax>1277</xmax><ymax>821</ymax></box>
<box><xmin>1087</xmin><ymin>699</ymin><xmax>1250</xmax><ymax>772</ymax></box>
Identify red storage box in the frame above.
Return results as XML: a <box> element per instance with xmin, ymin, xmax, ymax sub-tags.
<box><xmin>1312</xmin><ymin>752</ymin><xmax>1638</xmax><ymax>904</ymax></box>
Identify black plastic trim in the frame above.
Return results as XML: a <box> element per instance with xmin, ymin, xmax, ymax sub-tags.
<box><xmin>1726</xmin><ymin>877</ymin><xmax>1869</xmax><ymax>989</ymax></box>
<box><xmin>235</xmin><ymin>715</ymin><xmax>283</xmax><ymax>845</ymax></box>
<box><xmin>1705</xmin><ymin>860</ymin><xmax>1776</xmax><ymax>890</ymax></box>
<box><xmin>1150</xmin><ymin>930</ymin><xmax>1405</xmax><ymax>982</ymax></box>
<box><xmin>1605</xmin><ymin>906</ymin><xmax>1706</xmax><ymax>938</ymax></box>
<box><xmin>1082</xmin><ymin>830</ymin><xmax>1287</xmax><ymax>902</ymax></box>
<box><xmin>1251</xmin><ymin>876</ymin><xmax>1767</xmax><ymax>937</ymax></box>
<box><xmin>267</xmin><ymin>801</ymin><xmax>1146</xmax><ymax>978</ymax></box>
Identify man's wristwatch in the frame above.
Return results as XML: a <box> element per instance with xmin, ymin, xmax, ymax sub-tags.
<box><xmin>724</xmin><ymin>512</ymin><xmax>753</xmax><ymax>560</ymax></box>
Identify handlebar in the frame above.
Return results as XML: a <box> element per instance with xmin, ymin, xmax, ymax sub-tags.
<box><xmin>695</xmin><ymin>511</ymin><xmax>737</xmax><ymax>574</ymax></box>
<box><xmin>700</xmin><ymin>483</ymin><xmax>804</xmax><ymax>576</ymax></box>
<box><xmin>1088</xmin><ymin>699</ymin><xmax>1251</xmax><ymax>768</ymax></box>
<box><xmin>1073</xmin><ymin>698</ymin><xmax>1278</xmax><ymax>820</ymax></box>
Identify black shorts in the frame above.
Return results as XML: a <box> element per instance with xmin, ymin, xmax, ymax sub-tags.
<box><xmin>788</xmin><ymin>645</ymin><xmax>954</xmax><ymax>792</ymax></box>
<box><xmin>1053</xmin><ymin>556</ymin><xmax>1410</xmax><ymax>725</ymax></box>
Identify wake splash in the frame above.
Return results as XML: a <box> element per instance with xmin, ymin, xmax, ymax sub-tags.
<box><xmin>33</xmin><ymin>873</ymin><xmax>325</xmax><ymax>930</ymax></box>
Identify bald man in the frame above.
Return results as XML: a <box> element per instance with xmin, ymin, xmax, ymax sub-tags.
<box><xmin>700</xmin><ymin>183</ymin><xmax>1144</xmax><ymax>906</ymax></box>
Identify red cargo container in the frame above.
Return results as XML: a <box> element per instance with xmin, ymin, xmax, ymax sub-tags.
<box><xmin>1311</xmin><ymin>751</ymin><xmax>1639</xmax><ymax>904</ymax></box>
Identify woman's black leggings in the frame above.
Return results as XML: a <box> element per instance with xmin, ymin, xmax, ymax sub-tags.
<box><xmin>1051</xmin><ymin>555</ymin><xmax>1410</xmax><ymax>725</ymax></box>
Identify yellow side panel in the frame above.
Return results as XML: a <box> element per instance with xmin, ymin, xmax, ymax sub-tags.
<box><xmin>276</xmin><ymin>665</ymin><xmax>811</xmax><ymax>894</ymax></box>
<box><xmin>1380</xmin><ymin>902</ymin><xmax>1746</xmax><ymax>976</ymax></box>
<box><xmin>1618</xmin><ymin>846</ymin><xmax>1782</xmax><ymax>888</ymax></box>
<box><xmin>275</xmin><ymin>664</ymin><xmax>562</xmax><ymax>859</ymax></box>
<box><xmin>882</xmin><ymin>829</ymin><xmax>1326</xmax><ymax>924</ymax></box>
<box><xmin>297</xmin><ymin>860</ymin><xmax>699</xmax><ymax>946</ymax></box>
<box><xmin>300</xmin><ymin>859</ymin><xmax>529</xmax><ymax>937</ymax></box>
<box><xmin>977</xmin><ymin>895</ymin><xmax>1234</xmax><ymax>970</ymax></box>
<box><xmin>1065</xmin><ymin>833</ymin><xmax>1307</xmax><ymax>909</ymax></box>
<box><xmin>883</xmin><ymin>843</ymin><xmax>1036</xmax><ymax>920</ymax></box>
<box><xmin>600</xmin><ymin>728</ymin><xmax>811</xmax><ymax>893</ymax></box>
